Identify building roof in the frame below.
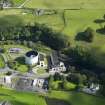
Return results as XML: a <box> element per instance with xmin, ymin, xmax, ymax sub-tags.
<box><xmin>48</xmin><ymin>51</ymin><xmax>60</xmax><ymax>69</ymax></box>
<box><xmin>26</xmin><ymin>51</ymin><xmax>38</xmax><ymax>57</ymax></box>
<box><xmin>39</xmin><ymin>54</ymin><xmax>44</xmax><ymax>61</ymax></box>
<box><xmin>51</xmin><ymin>51</ymin><xmax>60</xmax><ymax>66</ymax></box>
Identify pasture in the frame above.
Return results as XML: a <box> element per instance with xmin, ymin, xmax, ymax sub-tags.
<box><xmin>48</xmin><ymin>91</ymin><xmax>105</xmax><ymax>105</ymax></box>
<box><xmin>0</xmin><ymin>87</ymin><xmax>105</xmax><ymax>105</ymax></box>
<box><xmin>24</xmin><ymin>0</ymin><xmax>105</xmax><ymax>9</ymax></box>
<box><xmin>0</xmin><ymin>87</ymin><xmax>47</xmax><ymax>105</ymax></box>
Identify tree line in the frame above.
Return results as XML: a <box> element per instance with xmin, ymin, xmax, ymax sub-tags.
<box><xmin>0</xmin><ymin>23</ymin><xmax>70</xmax><ymax>50</ymax></box>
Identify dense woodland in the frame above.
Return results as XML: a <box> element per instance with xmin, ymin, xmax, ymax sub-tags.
<box><xmin>0</xmin><ymin>23</ymin><xmax>70</xmax><ymax>50</ymax></box>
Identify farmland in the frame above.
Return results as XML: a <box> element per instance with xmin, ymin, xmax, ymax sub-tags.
<box><xmin>0</xmin><ymin>87</ymin><xmax>105</xmax><ymax>105</ymax></box>
<box><xmin>24</xmin><ymin>0</ymin><xmax>105</xmax><ymax>9</ymax></box>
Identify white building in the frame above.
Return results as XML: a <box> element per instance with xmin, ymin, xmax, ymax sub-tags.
<box><xmin>33</xmin><ymin>78</ymin><xmax>45</xmax><ymax>88</ymax></box>
<box><xmin>25</xmin><ymin>50</ymin><xmax>39</xmax><ymax>65</ymax></box>
<box><xmin>38</xmin><ymin>54</ymin><xmax>47</xmax><ymax>68</ymax></box>
<box><xmin>5</xmin><ymin>76</ymin><xmax>12</xmax><ymax>84</ymax></box>
<box><xmin>48</xmin><ymin>51</ymin><xmax>66</xmax><ymax>74</ymax></box>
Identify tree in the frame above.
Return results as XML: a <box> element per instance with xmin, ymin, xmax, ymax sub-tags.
<box><xmin>83</xmin><ymin>27</ymin><xmax>94</xmax><ymax>42</ymax></box>
<box><xmin>48</xmin><ymin>75</ymin><xmax>54</xmax><ymax>90</ymax></box>
<box><xmin>103</xmin><ymin>14</ymin><xmax>105</xmax><ymax>20</ymax></box>
<box><xmin>99</xmin><ymin>73</ymin><xmax>105</xmax><ymax>96</ymax></box>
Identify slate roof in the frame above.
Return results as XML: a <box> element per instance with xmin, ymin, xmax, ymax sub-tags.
<box><xmin>39</xmin><ymin>54</ymin><xmax>44</xmax><ymax>61</ymax></box>
<box><xmin>48</xmin><ymin>51</ymin><xmax>60</xmax><ymax>68</ymax></box>
<box><xmin>51</xmin><ymin>51</ymin><xmax>60</xmax><ymax>66</ymax></box>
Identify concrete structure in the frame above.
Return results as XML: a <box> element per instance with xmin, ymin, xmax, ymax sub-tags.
<box><xmin>4</xmin><ymin>76</ymin><xmax>12</xmax><ymax>84</ymax></box>
<box><xmin>25</xmin><ymin>50</ymin><xmax>39</xmax><ymax>65</ymax></box>
<box><xmin>38</xmin><ymin>54</ymin><xmax>47</xmax><ymax>68</ymax></box>
<box><xmin>48</xmin><ymin>51</ymin><xmax>66</xmax><ymax>74</ymax></box>
<box><xmin>33</xmin><ymin>78</ymin><xmax>44</xmax><ymax>88</ymax></box>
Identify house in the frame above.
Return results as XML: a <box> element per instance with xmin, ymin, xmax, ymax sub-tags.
<box><xmin>90</xmin><ymin>83</ymin><xmax>100</xmax><ymax>91</ymax></box>
<box><xmin>83</xmin><ymin>83</ymin><xmax>100</xmax><ymax>94</ymax></box>
<box><xmin>0</xmin><ymin>74</ymin><xmax>16</xmax><ymax>89</ymax></box>
<box><xmin>33</xmin><ymin>78</ymin><xmax>45</xmax><ymax>88</ymax></box>
<box><xmin>48</xmin><ymin>51</ymin><xmax>66</xmax><ymax>74</ymax></box>
<box><xmin>0</xmin><ymin>76</ymin><xmax>12</xmax><ymax>85</ymax></box>
<box><xmin>38</xmin><ymin>54</ymin><xmax>47</xmax><ymax>68</ymax></box>
<box><xmin>4</xmin><ymin>76</ymin><xmax>12</xmax><ymax>84</ymax></box>
<box><xmin>32</xmin><ymin>78</ymin><xmax>48</xmax><ymax>90</ymax></box>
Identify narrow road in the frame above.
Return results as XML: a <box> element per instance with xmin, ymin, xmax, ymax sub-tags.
<box><xmin>18</xmin><ymin>0</ymin><xmax>30</xmax><ymax>8</ymax></box>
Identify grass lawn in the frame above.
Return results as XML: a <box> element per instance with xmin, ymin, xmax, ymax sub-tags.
<box><xmin>48</xmin><ymin>91</ymin><xmax>105</xmax><ymax>105</ymax></box>
<box><xmin>0</xmin><ymin>88</ymin><xmax>105</xmax><ymax>105</ymax></box>
<box><xmin>24</xmin><ymin>0</ymin><xmax>105</xmax><ymax>9</ymax></box>
<box><xmin>37</xmin><ymin>68</ymin><xmax>46</xmax><ymax>74</ymax></box>
<box><xmin>0</xmin><ymin>55</ymin><xmax>5</xmax><ymax>68</ymax></box>
<box><xmin>17</xmin><ymin>65</ymin><xmax>29</xmax><ymax>73</ymax></box>
<box><xmin>0</xmin><ymin>87</ymin><xmax>47</xmax><ymax>105</ymax></box>
<box><xmin>0</xmin><ymin>44</ymin><xmax>31</xmax><ymax>73</ymax></box>
<box><xmin>64</xmin><ymin>82</ymin><xmax>77</xmax><ymax>90</ymax></box>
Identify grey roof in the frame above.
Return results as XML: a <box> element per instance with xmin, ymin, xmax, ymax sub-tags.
<box><xmin>26</xmin><ymin>51</ymin><xmax>38</xmax><ymax>57</ymax></box>
<box><xmin>39</xmin><ymin>54</ymin><xmax>44</xmax><ymax>61</ymax></box>
<box><xmin>48</xmin><ymin>51</ymin><xmax>60</xmax><ymax>68</ymax></box>
<box><xmin>51</xmin><ymin>51</ymin><xmax>60</xmax><ymax>66</ymax></box>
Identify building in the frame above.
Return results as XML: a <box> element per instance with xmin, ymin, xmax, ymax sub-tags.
<box><xmin>48</xmin><ymin>51</ymin><xmax>66</xmax><ymax>74</ymax></box>
<box><xmin>90</xmin><ymin>83</ymin><xmax>100</xmax><ymax>91</ymax></box>
<box><xmin>82</xmin><ymin>83</ymin><xmax>100</xmax><ymax>94</ymax></box>
<box><xmin>33</xmin><ymin>78</ymin><xmax>44</xmax><ymax>88</ymax></box>
<box><xmin>0</xmin><ymin>75</ymin><xmax>15</xmax><ymax>88</ymax></box>
<box><xmin>25</xmin><ymin>50</ymin><xmax>39</xmax><ymax>65</ymax></box>
<box><xmin>9</xmin><ymin>48</ymin><xmax>22</xmax><ymax>53</ymax></box>
<box><xmin>38</xmin><ymin>54</ymin><xmax>47</xmax><ymax>68</ymax></box>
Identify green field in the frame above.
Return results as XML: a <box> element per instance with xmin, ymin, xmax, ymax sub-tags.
<box><xmin>24</xmin><ymin>0</ymin><xmax>105</xmax><ymax>9</ymax></box>
<box><xmin>0</xmin><ymin>88</ymin><xmax>105</xmax><ymax>105</ymax></box>
<box><xmin>0</xmin><ymin>88</ymin><xmax>47</xmax><ymax>105</ymax></box>
<box><xmin>49</xmin><ymin>91</ymin><xmax>105</xmax><ymax>105</ymax></box>
<box><xmin>0</xmin><ymin>9</ymin><xmax>105</xmax><ymax>36</ymax></box>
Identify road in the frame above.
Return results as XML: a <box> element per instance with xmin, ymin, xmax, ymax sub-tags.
<box><xmin>0</xmin><ymin>54</ymin><xmax>50</xmax><ymax>79</ymax></box>
<box><xmin>18</xmin><ymin>0</ymin><xmax>30</xmax><ymax>8</ymax></box>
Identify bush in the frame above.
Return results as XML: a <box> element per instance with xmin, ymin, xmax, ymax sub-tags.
<box><xmin>76</xmin><ymin>27</ymin><xmax>94</xmax><ymax>42</ymax></box>
<box><xmin>63</xmin><ymin>81</ymin><xmax>76</xmax><ymax>91</ymax></box>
